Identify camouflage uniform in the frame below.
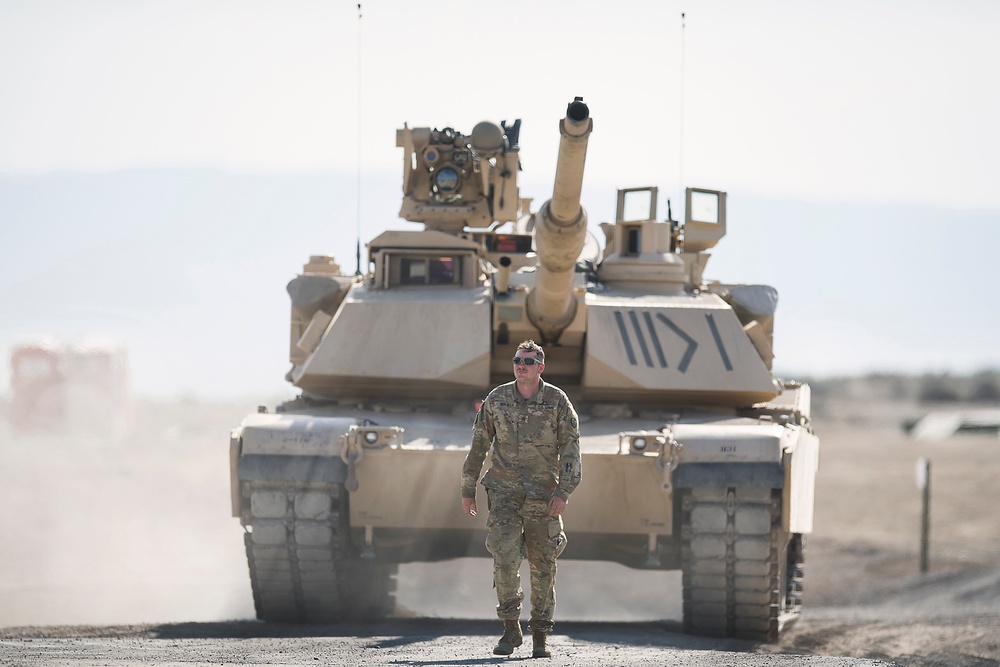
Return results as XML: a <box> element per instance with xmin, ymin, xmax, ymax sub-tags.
<box><xmin>461</xmin><ymin>379</ymin><xmax>582</xmax><ymax>633</ymax></box>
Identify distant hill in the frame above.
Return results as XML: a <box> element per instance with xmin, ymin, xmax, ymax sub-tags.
<box><xmin>2</xmin><ymin>169</ymin><xmax>998</xmax><ymax>397</ymax></box>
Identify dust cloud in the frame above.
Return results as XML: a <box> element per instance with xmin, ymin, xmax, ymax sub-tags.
<box><xmin>397</xmin><ymin>559</ymin><xmax>681</xmax><ymax>622</ymax></box>
<box><xmin>0</xmin><ymin>396</ymin><xmax>681</xmax><ymax>628</ymax></box>
<box><xmin>0</xmin><ymin>398</ymin><xmax>256</xmax><ymax>627</ymax></box>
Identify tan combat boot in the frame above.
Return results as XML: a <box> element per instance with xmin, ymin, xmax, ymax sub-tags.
<box><xmin>493</xmin><ymin>620</ymin><xmax>523</xmax><ymax>655</ymax></box>
<box><xmin>531</xmin><ymin>630</ymin><xmax>551</xmax><ymax>658</ymax></box>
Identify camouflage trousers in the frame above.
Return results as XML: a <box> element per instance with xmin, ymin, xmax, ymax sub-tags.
<box><xmin>484</xmin><ymin>490</ymin><xmax>567</xmax><ymax>633</ymax></box>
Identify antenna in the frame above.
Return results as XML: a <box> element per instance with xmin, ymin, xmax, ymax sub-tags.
<box><xmin>355</xmin><ymin>3</ymin><xmax>363</xmax><ymax>276</ymax></box>
<box><xmin>679</xmin><ymin>11</ymin><xmax>686</xmax><ymax>223</ymax></box>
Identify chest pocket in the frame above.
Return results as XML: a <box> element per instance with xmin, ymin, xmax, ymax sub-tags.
<box><xmin>524</xmin><ymin>404</ymin><xmax>560</xmax><ymax>459</ymax></box>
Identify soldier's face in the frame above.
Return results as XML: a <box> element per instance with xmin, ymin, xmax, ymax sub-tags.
<box><xmin>512</xmin><ymin>352</ymin><xmax>544</xmax><ymax>382</ymax></box>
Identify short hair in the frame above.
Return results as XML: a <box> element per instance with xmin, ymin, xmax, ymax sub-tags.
<box><xmin>516</xmin><ymin>339</ymin><xmax>544</xmax><ymax>362</ymax></box>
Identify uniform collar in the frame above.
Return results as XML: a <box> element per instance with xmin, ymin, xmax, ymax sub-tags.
<box><xmin>512</xmin><ymin>377</ymin><xmax>546</xmax><ymax>403</ymax></box>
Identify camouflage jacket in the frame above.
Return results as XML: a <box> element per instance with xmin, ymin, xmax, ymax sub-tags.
<box><xmin>461</xmin><ymin>379</ymin><xmax>582</xmax><ymax>502</ymax></box>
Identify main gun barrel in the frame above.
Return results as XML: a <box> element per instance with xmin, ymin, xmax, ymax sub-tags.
<box><xmin>526</xmin><ymin>98</ymin><xmax>593</xmax><ymax>343</ymax></box>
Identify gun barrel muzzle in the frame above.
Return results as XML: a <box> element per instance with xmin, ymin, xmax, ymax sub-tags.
<box><xmin>550</xmin><ymin>98</ymin><xmax>592</xmax><ymax>224</ymax></box>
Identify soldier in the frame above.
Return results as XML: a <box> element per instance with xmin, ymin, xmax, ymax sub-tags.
<box><xmin>461</xmin><ymin>339</ymin><xmax>582</xmax><ymax>658</ymax></box>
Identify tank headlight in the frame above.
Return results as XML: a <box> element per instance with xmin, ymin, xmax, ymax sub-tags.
<box><xmin>433</xmin><ymin>167</ymin><xmax>461</xmax><ymax>193</ymax></box>
<box><xmin>632</xmin><ymin>437</ymin><xmax>647</xmax><ymax>452</ymax></box>
<box><xmin>364</xmin><ymin>431</ymin><xmax>380</xmax><ymax>445</ymax></box>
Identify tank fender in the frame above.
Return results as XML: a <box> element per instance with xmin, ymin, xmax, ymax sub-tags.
<box><xmin>668</xmin><ymin>423</ymin><xmax>790</xmax><ymax>488</ymax></box>
<box><xmin>233</xmin><ymin>413</ymin><xmax>356</xmax><ymax>485</ymax></box>
<box><xmin>229</xmin><ymin>431</ymin><xmax>242</xmax><ymax>518</ymax></box>
<box><xmin>784</xmin><ymin>429</ymin><xmax>820</xmax><ymax>534</ymax></box>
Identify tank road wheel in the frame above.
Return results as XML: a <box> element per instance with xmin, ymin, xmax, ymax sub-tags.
<box><xmin>680</xmin><ymin>487</ymin><xmax>804</xmax><ymax>641</ymax></box>
<box><xmin>242</xmin><ymin>482</ymin><xmax>397</xmax><ymax>623</ymax></box>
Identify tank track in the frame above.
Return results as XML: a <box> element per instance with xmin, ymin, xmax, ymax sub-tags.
<box><xmin>242</xmin><ymin>481</ymin><xmax>397</xmax><ymax>623</ymax></box>
<box><xmin>680</xmin><ymin>487</ymin><xmax>803</xmax><ymax>641</ymax></box>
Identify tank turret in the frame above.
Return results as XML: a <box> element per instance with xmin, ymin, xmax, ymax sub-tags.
<box><xmin>526</xmin><ymin>97</ymin><xmax>593</xmax><ymax>344</ymax></box>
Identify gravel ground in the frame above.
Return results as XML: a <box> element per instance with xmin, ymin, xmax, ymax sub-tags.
<box><xmin>0</xmin><ymin>619</ymin><xmax>899</xmax><ymax>667</ymax></box>
<box><xmin>1</xmin><ymin>396</ymin><xmax>998</xmax><ymax>666</ymax></box>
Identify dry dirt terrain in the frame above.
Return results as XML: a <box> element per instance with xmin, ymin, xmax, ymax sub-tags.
<box><xmin>0</xmin><ymin>393</ymin><xmax>998</xmax><ymax>666</ymax></box>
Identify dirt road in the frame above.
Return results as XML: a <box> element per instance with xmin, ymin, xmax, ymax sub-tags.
<box><xmin>1</xmin><ymin>396</ymin><xmax>998</xmax><ymax>666</ymax></box>
<box><xmin>0</xmin><ymin>618</ymin><xmax>906</xmax><ymax>666</ymax></box>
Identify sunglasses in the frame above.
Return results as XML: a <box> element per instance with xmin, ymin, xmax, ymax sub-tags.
<box><xmin>512</xmin><ymin>356</ymin><xmax>541</xmax><ymax>366</ymax></box>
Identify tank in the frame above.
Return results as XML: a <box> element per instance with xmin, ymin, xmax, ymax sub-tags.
<box><xmin>229</xmin><ymin>98</ymin><xmax>819</xmax><ymax>641</ymax></box>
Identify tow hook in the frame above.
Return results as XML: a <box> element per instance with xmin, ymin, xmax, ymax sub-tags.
<box><xmin>657</xmin><ymin>428</ymin><xmax>683</xmax><ymax>493</ymax></box>
<box><xmin>339</xmin><ymin>433</ymin><xmax>364</xmax><ymax>492</ymax></box>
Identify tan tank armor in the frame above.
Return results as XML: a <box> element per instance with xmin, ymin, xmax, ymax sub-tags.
<box><xmin>229</xmin><ymin>98</ymin><xmax>819</xmax><ymax>642</ymax></box>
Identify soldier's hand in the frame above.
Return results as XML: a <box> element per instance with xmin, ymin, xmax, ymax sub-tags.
<box><xmin>462</xmin><ymin>497</ymin><xmax>477</xmax><ymax>517</ymax></box>
<box><xmin>548</xmin><ymin>496</ymin><xmax>566</xmax><ymax>517</ymax></box>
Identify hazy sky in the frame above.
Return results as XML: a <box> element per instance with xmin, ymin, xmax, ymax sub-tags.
<box><xmin>2</xmin><ymin>0</ymin><xmax>999</xmax><ymax>398</ymax></box>
<box><xmin>3</xmin><ymin>0</ymin><xmax>999</xmax><ymax>209</ymax></box>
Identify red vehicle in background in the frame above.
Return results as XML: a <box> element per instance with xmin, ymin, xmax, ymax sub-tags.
<box><xmin>9</xmin><ymin>340</ymin><xmax>131</xmax><ymax>437</ymax></box>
